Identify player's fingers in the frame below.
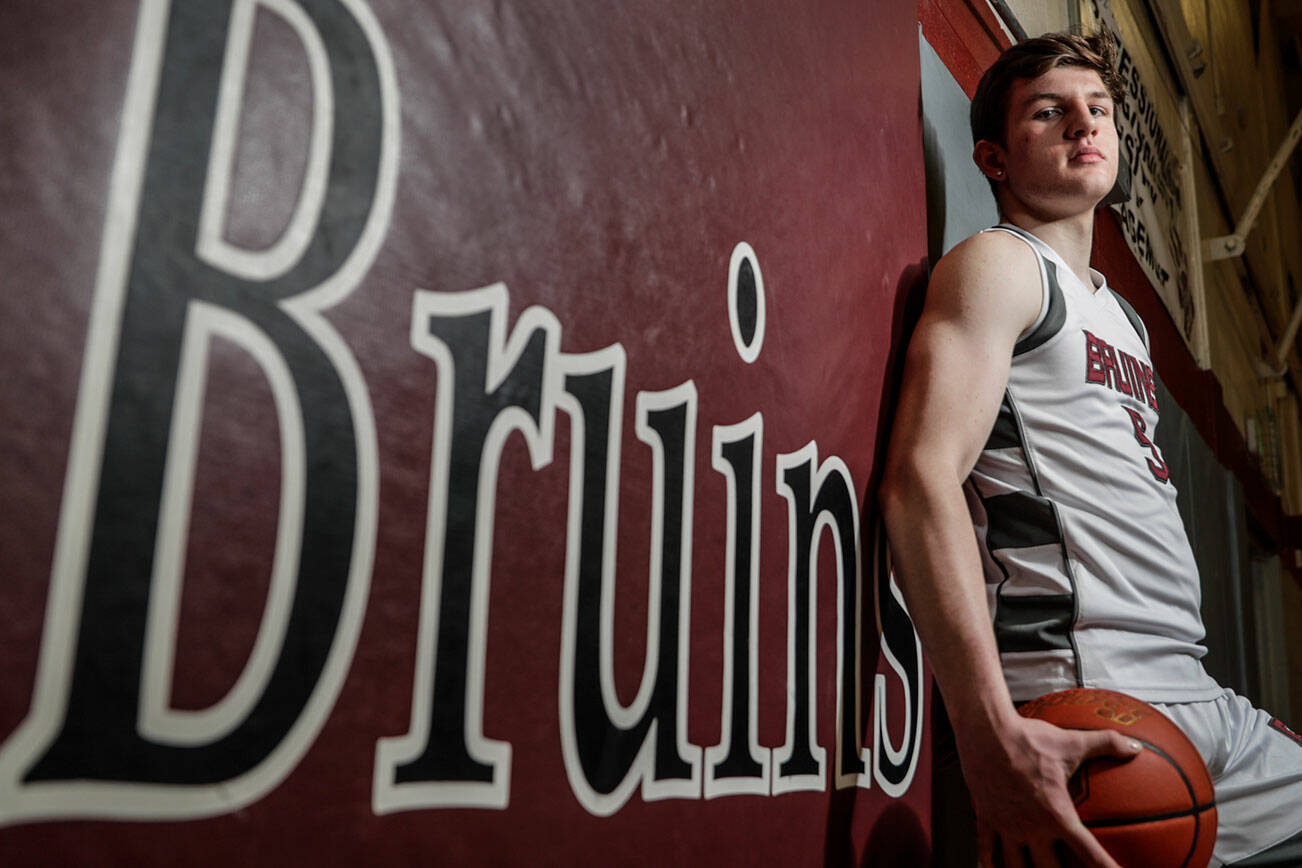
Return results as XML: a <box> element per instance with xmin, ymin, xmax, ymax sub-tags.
<box><xmin>1061</xmin><ymin>820</ymin><xmax>1123</xmax><ymax>868</ymax></box>
<box><xmin>1031</xmin><ymin>839</ymin><xmax>1081</xmax><ymax>868</ymax></box>
<box><xmin>1078</xmin><ymin>728</ymin><xmax>1142</xmax><ymax>761</ymax></box>
<box><xmin>977</xmin><ymin>825</ymin><xmax>997</xmax><ymax>868</ymax></box>
<box><xmin>1051</xmin><ymin>839</ymin><xmax>1079</xmax><ymax>868</ymax></box>
<box><xmin>999</xmin><ymin>836</ymin><xmax>1027</xmax><ymax>868</ymax></box>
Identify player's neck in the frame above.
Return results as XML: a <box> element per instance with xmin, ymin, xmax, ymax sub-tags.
<box><xmin>1001</xmin><ymin>210</ymin><xmax>1098</xmax><ymax>291</ymax></box>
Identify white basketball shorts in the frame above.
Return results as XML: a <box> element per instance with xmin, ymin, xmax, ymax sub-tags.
<box><xmin>1154</xmin><ymin>689</ymin><xmax>1302</xmax><ymax>866</ymax></box>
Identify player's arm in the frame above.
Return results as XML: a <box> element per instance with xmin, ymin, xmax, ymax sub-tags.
<box><xmin>878</xmin><ymin>232</ymin><xmax>1140</xmax><ymax>868</ymax></box>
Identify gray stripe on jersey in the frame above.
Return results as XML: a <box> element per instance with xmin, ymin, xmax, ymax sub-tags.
<box><xmin>991</xmin><ymin>542</ymin><xmax>1073</xmax><ymax>597</ymax></box>
<box><xmin>972</xmin><ymin>446</ymin><xmax>1035</xmax><ymax>494</ymax></box>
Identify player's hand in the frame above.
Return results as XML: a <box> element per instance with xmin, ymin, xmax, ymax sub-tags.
<box><xmin>959</xmin><ymin>714</ymin><xmax>1142</xmax><ymax>868</ymax></box>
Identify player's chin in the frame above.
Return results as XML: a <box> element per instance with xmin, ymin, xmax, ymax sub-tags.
<box><xmin>1071</xmin><ymin>161</ymin><xmax>1117</xmax><ymax>186</ymax></box>
<box><xmin>1064</xmin><ymin>172</ymin><xmax>1117</xmax><ymax>205</ymax></box>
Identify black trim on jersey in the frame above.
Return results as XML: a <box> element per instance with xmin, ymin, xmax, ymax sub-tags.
<box><xmin>993</xmin><ymin>595</ymin><xmax>1074</xmax><ymax>651</ymax></box>
<box><xmin>966</xmin><ymin>476</ymin><xmax>1014</xmax><ymax>588</ymax></box>
<box><xmin>1109</xmin><ymin>291</ymin><xmax>1150</xmax><ymax>352</ymax></box>
<box><xmin>987</xmin><ymin>224</ymin><xmax>1068</xmax><ymax>357</ymax></box>
<box><xmin>974</xmin><ymin>391</ymin><xmax>1084</xmax><ymax>685</ymax></box>
<box><xmin>983</xmin><ymin>394</ymin><xmax>1021</xmax><ymax>451</ymax></box>
<box><xmin>983</xmin><ymin>491</ymin><xmax>1060</xmax><ymax>549</ymax></box>
<box><xmin>1045</xmin><ymin>496</ymin><xmax>1085</xmax><ymax>687</ymax></box>
<box><xmin>1013</xmin><ymin>258</ymin><xmax>1066</xmax><ymax>356</ymax></box>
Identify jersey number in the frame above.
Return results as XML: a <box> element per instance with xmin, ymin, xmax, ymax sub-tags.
<box><xmin>1123</xmin><ymin>407</ymin><xmax>1169</xmax><ymax>484</ymax></box>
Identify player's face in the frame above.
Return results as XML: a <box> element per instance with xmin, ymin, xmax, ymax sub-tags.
<box><xmin>985</xmin><ymin>66</ymin><xmax>1119</xmax><ymax>219</ymax></box>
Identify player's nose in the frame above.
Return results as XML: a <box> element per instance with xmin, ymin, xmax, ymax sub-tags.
<box><xmin>1065</xmin><ymin>100</ymin><xmax>1097</xmax><ymax>138</ymax></box>
<box><xmin>1067</xmin><ymin>117</ymin><xmax>1096</xmax><ymax>139</ymax></box>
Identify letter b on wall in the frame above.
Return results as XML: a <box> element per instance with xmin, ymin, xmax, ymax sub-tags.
<box><xmin>0</xmin><ymin>0</ymin><xmax>398</xmax><ymax>823</ymax></box>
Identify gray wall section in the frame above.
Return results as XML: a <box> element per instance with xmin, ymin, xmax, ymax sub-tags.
<box><xmin>1252</xmin><ymin>556</ymin><xmax>1293</xmax><ymax>721</ymax></box>
<box><xmin>919</xmin><ymin>30</ymin><xmax>998</xmax><ymax>261</ymax></box>
<box><xmin>1154</xmin><ymin>375</ymin><xmax>1257</xmax><ymax>700</ymax></box>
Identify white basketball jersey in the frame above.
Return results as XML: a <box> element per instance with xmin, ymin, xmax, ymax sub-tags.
<box><xmin>966</xmin><ymin>224</ymin><xmax>1220</xmax><ymax>703</ymax></box>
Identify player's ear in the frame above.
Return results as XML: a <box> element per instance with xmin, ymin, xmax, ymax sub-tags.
<box><xmin>973</xmin><ymin>139</ymin><xmax>1006</xmax><ymax>182</ymax></box>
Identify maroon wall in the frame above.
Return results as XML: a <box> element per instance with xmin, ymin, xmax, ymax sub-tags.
<box><xmin>1</xmin><ymin>0</ymin><xmax>930</xmax><ymax>862</ymax></box>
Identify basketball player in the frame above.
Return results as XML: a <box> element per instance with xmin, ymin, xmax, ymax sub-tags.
<box><xmin>879</xmin><ymin>32</ymin><xmax>1302</xmax><ymax>867</ymax></box>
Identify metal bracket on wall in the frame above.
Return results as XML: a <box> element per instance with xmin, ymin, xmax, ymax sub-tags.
<box><xmin>1253</xmin><ymin>302</ymin><xmax>1302</xmax><ymax>379</ymax></box>
<box><xmin>1181</xmin><ymin>99</ymin><xmax>1212</xmax><ymax>370</ymax></box>
<box><xmin>1202</xmin><ymin>109</ymin><xmax>1302</xmax><ymax>262</ymax></box>
<box><xmin>985</xmin><ymin>0</ymin><xmax>1027</xmax><ymax>42</ymax></box>
<box><xmin>1201</xmin><ymin>108</ymin><xmax>1302</xmax><ymax>379</ymax></box>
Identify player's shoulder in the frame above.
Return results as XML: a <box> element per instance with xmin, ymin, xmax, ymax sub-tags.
<box><xmin>935</xmin><ymin>228</ymin><xmax>1040</xmax><ymax>285</ymax></box>
<box><xmin>926</xmin><ymin>228</ymin><xmax>1043</xmax><ymax>325</ymax></box>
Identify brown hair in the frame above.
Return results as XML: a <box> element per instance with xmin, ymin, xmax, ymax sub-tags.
<box><xmin>970</xmin><ymin>31</ymin><xmax>1124</xmax><ymax>146</ymax></box>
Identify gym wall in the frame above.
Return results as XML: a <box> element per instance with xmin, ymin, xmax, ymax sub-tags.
<box><xmin>0</xmin><ymin>0</ymin><xmax>932</xmax><ymax>863</ymax></box>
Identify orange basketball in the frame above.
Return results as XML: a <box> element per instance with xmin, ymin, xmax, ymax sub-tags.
<box><xmin>1019</xmin><ymin>688</ymin><xmax>1217</xmax><ymax>868</ymax></box>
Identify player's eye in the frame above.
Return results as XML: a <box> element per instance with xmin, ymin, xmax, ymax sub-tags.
<box><xmin>1034</xmin><ymin>107</ymin><xmax>1061</xmax><ymax>119</ymax></box>
<box><xmin>1090</xmin><ymin>105</ymin><xmax>1109</xmax><ymax>116</ymax></box>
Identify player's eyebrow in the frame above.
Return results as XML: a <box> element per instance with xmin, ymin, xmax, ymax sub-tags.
<box><xmin>1022</xmin><ymin>90</ymin><xmax>1112</xmax><ymax>105</ymax></box>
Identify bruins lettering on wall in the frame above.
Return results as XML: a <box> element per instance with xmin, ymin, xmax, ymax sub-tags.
<box><xmin>0</xmin><ymin>0</ymin><xmax>930</xmax><ymax>862</ymax></box>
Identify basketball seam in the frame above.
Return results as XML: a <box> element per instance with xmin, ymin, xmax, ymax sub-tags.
<box><xmin>1080</xmin><ymin>738</ymin><xmax>1214</xmax><ymax>868</ymax></box>
<box><xmin>1082</xmin><ymin>800</ymin><xmax>1217</xmax><ymax>828</ymax></box>
<box><xmin>1150</xmin><ymin>739</ymin><xmax>1203</xmax><ymax>868</ymax></box>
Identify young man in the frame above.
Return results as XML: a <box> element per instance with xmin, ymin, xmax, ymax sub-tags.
<box><xmin>880</xmin><ymin>32</ymin><xmax>1302</xmax><ymax>867</ymax></box>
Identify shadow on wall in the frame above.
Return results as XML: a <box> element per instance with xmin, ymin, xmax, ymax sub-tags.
<box><xmin>859</xmin><ymin>800</ymin><xmax>931</xmax><ymax>867</ymax></box>
<box><xmin>872</xmin><ymin>259</ymin><xmax>933</xmax><ymax>493</ymax></box>
<box><xmin>820</xmin><ymin>259</ymin><xmax>933</xmax><ymax>866</ymax></box>
<box><xmin>923</xmin><ymin>114</ymin><xmax>948</xmax><ymax>264</ymax></box>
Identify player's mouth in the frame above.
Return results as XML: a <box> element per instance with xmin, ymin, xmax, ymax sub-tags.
<box><xmin>1071</xmin><ymin>146</ymin><xmax>1105</xmax><ymax>164</ymax></box>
